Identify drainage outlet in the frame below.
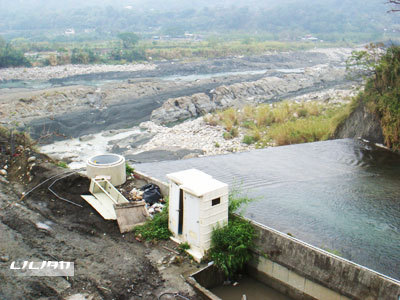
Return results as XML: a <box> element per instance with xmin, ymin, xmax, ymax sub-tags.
<box><xmin>87</xmin><ymin>154</ymin><xmax>126</xmax><ymax>186</ymax></box>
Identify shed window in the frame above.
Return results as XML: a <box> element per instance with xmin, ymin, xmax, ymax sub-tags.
<box><xmin>212</xmin><ymin>198</ymin><xmax>221</xmax><ymax>206</ymax></box>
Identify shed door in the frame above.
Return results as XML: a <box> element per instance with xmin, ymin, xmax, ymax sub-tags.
<box><xmin>169</xmin><ymin>182</ymin><xmax>180</xmax><ymax>235</ymax></box>
<box><xmin>184</xmin><ymin>193</ymin><xmax>200</xmax><ymax>247</ymax></box>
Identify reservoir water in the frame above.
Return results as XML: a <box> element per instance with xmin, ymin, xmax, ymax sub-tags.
<box><xmin>135</xmin><ymin>139</ymin><xmax>400</xmax><ymax>280</ymax></box>
<box><xmin>211</xmin><ymin>276</ymin><xmax>292</xmax><ymax>300</ymax></box>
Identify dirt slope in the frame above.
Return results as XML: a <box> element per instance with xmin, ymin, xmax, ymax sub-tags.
<box><xmin>0</xmin><ymin>133</ymin><xmax>200</xmax><ymax>300</ymax></box>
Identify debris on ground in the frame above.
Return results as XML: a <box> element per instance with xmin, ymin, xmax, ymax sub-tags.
<box><xmin>140</xmin><ymin>183</ymin><xmax>163</xmax><ymax>205</ymax></box>
<box><xmin>130</xmin><ymin>187</ymin><xmax>144</xmax><ymax>200</ymax></box>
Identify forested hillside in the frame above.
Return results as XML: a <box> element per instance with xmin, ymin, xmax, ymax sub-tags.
<box><xmin>0</xmin><ymin>0</ymin><xmax>397</xmax><ymax>42</ymax></box>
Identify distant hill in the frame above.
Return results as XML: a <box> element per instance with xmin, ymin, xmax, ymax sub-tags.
<box><xmin>0</xmin><ymin>0</ymin><xmax>397</xmax><ymax>42</ymax></box>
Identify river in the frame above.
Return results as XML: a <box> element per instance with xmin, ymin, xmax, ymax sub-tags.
<box><xmin>135</xmin><ymin>139</ymin><xmax>400</xmax><ymax>280</ymax></box>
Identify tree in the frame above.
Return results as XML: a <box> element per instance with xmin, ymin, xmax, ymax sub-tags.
<box><xmin>117</xmin><ymin>32</ymin><xmax>139</xmax><ymax>49</ymax></box>
<box><xmin>346</xmin><ymin>43</ymin><xmax>385</xmax><ymax>79</ymax></box>
<box><xmin>0</xmin><ymin>36</ymin><xmax>31</xmax><ymax>68</ymax></box>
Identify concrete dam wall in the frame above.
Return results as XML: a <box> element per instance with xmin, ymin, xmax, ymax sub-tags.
<box><xmin>247</xmin><ymin>219</ymin><xmax>400</xmax><ymax>300</ymax></box>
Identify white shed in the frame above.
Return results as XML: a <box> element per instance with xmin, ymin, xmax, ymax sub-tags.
<box><xmin>166</xmin><ymin>169</ymin><xmax>228</xmax><ymax>262</ymax></box>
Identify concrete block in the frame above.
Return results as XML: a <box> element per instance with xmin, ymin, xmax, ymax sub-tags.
<box><xmin>257</xmin><ymin>256</ymin><xmax>273</xmax><ymax>276</ymax></box>
<box><xmin>288</xmin><ymin>270</ymin><xmax>306</xmax><ymax>292</ymax></box>
<box><xmin>273</xmin><ymin>263</ymin><xmax>289</xmax><ymax>283</ymax></box>
<box><xmin>305</xmin><ymin>279</ymin><xmax>341</xmax><ymax>300</ymax></box>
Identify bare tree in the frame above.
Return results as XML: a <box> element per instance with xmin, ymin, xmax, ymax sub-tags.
<box><xmin>387</xmin><ymin>0</ymin><xmax>400</xmax><ymax>12</ymax></box>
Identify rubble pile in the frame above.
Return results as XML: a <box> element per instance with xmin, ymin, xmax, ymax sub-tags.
<box><xmin>126</xmin><ymin>185</ymin><xmax>165</xmax><ymax>218</ymax></box>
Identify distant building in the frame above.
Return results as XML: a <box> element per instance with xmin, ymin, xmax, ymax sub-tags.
<box><xmin>301</xmin><ymin>34</ymin><xmax>319</xmax><ymax>42</ymax></box>
<box><xmin>65</xmin><ymin>28</ymin><xmax>75</xmax><ymax>36</ymax></box>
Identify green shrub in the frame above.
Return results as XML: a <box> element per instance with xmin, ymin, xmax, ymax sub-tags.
<box><xmin>228</xmin><ymin>188</ymin><xmax>254</xmax><ymax>215</ymax></box>
<box><xmin>242</xmin><ymin>135</ymin><xmax>255</xmax><ymax>145</ymax></box>
<box><xmin>223</xmin><ymin>132</ymin><xmax>232</xmax><ymax>140</ymax></box>
<box><xmin>230</xmin><ymin>127</ymin><xmax>239</xmax><ymax>138</ymax></box>
<box><xmin>296</xmin><ymin>107</ymin><xmax>309</xmax><ymax>118</ymax></box>
<box><xmin>0</xmin><ymin>40</ymin><xmax>31</xmax><ymax>68</ymax></box>
<box><xmin>362</xmin><ymin>46</ymin><xmax>400</xmax><ymax>150</ymax></box>
<box><xmin>178</xmin><ymin>242</ymin><xmax>190</xmax><ymax>252</ymax></box>
<box><xmin>209</xmin><ymin>218</ymin><xmax>256</xmax><ymax>278</ymax></box>
<box><xmin>241</xmin><ymin>120</ymin><xmax>255</xmax><ymax>129</ymax></box>
<box><xmin>57</xmin><ymin>161</ymin><xmax>68</xmax><ymax>168</ymax></box>
<box><xmin>125</xmin><ymin>163</ymin><xmax>134</xmax><ymax>175</ymax></box>
<box><xmin>265</xmin><ymin>117</ymin><xmax>331</xmax><ymax>146</ymax></box>
<box><xmin>134</xmin><ymin>200</ymin><xmax>171</xmax><ymax>241</ymax></box>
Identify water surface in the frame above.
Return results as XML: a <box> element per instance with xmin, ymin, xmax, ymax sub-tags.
<box><xmin>135</xmin><ymin>139</ymin><xmax>400</xmax><ymax>280</ymax></box>
<box><xmin>211</xmin><ymin>276</ymin><xmax>293</xmax><ymax>300</ymax></box>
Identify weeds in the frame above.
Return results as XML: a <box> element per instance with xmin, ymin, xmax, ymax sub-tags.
<box><xmin>134</xmin><ymin>199</ymin><xmax>171</xmax><ymax>241</ymax></box>
<box><xmin>228</xmin><ymin>187</ymin><xmax>254</xmax><ymax>215</ymax></box>
<box><xmin>178</xmin><ymin>242</ymin><xmax>190</xmax><ymax>252</ymax></box>
<box><xmin>57</xmin><ymin>161</ymin><xmax>68</xmax><ymax>168</ymax></box>
<box><xmin>264</xmin><ymin>116</ymin><xmax>332</xmax><ymax>146</ymax></box>
<box><xmin>125</xmin><ymin>163</ymin><xmax>134</xmax><ymax>175</ymax></box>
<box><xmin>209</xmin><ymin>100</ymin><xmax>350</xmax><ymax>147</ymax></box>
<box><xmin>208</xmin><ymin>189</ymin><xmax>257</xmax><ymax>278</ymax></box>
<box><xmin>209</xmin><ymin>217</ymin><xmax>256</xmax><ymax>278</ymax></box>
<box><xmin>324</xmin><ymin>247</ymin><xmax>342</xmax><ymax>257</ymax></box>
<box><xmin>242</xmin><ymin>135</ymin><xmax>255</xmax><ymax>145</ymax></box>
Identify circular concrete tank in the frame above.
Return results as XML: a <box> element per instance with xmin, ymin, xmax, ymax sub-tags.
<box><xmin>86</xmin><ymin>154</ymin><xmax>126</xmax><ymax>186</ymax></box>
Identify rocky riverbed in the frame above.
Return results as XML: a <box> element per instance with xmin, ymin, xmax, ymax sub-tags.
<box><xmin>0</xmin><ymin>48</ymin><xmax>359</xmax><ymax>163</ymax></box>
<box><xmin>40</xmin><ymin>85</ymin><xmax>358</xmax><ymax>167</ymax></box>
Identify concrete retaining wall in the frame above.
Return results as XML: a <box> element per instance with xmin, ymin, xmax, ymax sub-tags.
<box><xmin>133</xmin><ymin>170</ymin><xmax>169</xmax><ymax>196</ymax></box>
<box><xmin>248</xmin><ymin>219</ymin><xmax>400</xmax><ymax>300</ymax></box>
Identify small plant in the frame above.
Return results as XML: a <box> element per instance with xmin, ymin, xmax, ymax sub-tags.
<box><xmin>178</xmin><ymin>242</ymin><xmax>190</xmax><ymax>252</ymax></box>
<box><xmin>296</xmin><ymin>107</ymin><xmax>309</xmax><ymax>118</ymax></box>
<box><xmin>228</xmin><ymin>188</ymin><xmax>254</xmax><ymax>215</ymax></box>
<box><xmin>203</xmin><ymin>114</ymin><xmax>218</xmax><ymax>126</ymax></box>
<box><xmin>223</xmin><ymin>132</ymin><xmax>232</xmax><ymax>140</ymax></box>
<box><xmin>242</xmin><ymin>135</ymin><xmax>255</xmax><ymax>145</ymax></box>
<box><xmin>134</xmin><ymin>200</ymin><xmax>171</xmax><ymax>241</ymax></box>
<box><xmin>215</xmin><ymin>142</ymin><xmax>220</xmax><ymax>148</ymax></box>
<box><xmin>125</xmin><ymin>163</ymin><xmax>134</xmax><ymax>175</ymax></box>
<box><xmin>57</xmin><ymin>161</ymin><xmax>68</xmax><ymax>168</ymax></box>
<box><xmin>229</xmin><ymin>127</ymin><xmax>239</xmax><ymax>138</ymax></box>
<box><xmin>324</xmin><ymin>248</ymin><xmax>342</xmax><ymax>257</ymax></box>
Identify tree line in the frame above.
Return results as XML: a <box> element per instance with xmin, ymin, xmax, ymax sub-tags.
<box><xmin>0</xmin><ymin>37</ymin><xmax>30</xmax><ymax>68</ymax></box>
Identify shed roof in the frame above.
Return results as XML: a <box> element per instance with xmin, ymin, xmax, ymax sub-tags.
<box><xmin>167</xmin><ymin>168</ymin><xmax>228</xmax><ymax>197</ymax></box>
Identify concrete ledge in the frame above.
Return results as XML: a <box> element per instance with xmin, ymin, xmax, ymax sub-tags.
<box><xmin>246</xmin><ymin>217</ymin><xmax>400</xmax><ymax>300</ymax></box>
<box><xmin>133</xmin><ymin>170</ymin><xmax>169</xmax><ymax>196</ymax></box>
<box><xmin>187</xmin><ymin>265</ymin><xmax>225</xmax><ymax>300</ymax></box>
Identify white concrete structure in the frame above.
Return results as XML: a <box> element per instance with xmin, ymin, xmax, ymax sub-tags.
<box><xmin>86</xmin><ymin>154</ymin><xmax>126</xmax><ymax>186</ymax></box>
<box><xmin>167</xmin><ymin>169</ymin><xmax>228</xmax><ymax>262</ymax></box>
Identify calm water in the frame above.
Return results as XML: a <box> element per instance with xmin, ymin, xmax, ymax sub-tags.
<box><xmin>211</xmin><ymin>276</ymin><xmax>293</xmax><ymax>300</ymax></box>
<box><xmin>136</xmin><ymin>139</ymin><xmax>400</xmax><ymax>280</ymax></box>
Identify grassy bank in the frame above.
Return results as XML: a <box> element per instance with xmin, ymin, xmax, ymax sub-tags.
<box><xmin>143</xmin><ymin>40</ymin><xmax>341</xmax><ymax>61</ymax></box>
<box><xmin>204</xmin><ymin>99</ymin><xmax>357</xmax><ymax>147</ymax></box>
<box><xmin>6</xmin><ymin>38</ymin><xmax>347</xmax><ymax>67</ymax></box>
<box><xmin>359</xmin><ymin>46</ymin><xmax>400</xmax><ymax>151</ymax></box>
